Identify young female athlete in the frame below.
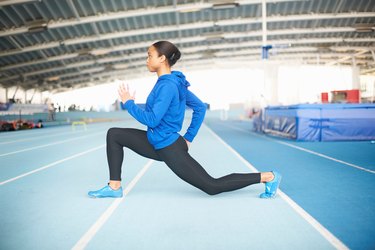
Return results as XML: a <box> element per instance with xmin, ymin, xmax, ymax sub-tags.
<box><xmin>88</xmin><ymin>41</ymin><xmax>281</xmax><ymax>199</ymax></box>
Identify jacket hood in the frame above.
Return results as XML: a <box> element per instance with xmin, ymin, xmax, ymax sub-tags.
<box><xmin>159</xmin><ymin>71</ymin><xmax>190</xmax><ymax>100</ymax></box>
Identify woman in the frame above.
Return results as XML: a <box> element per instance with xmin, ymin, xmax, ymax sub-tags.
<box><xmin>88</xmin><ymin>41</ymin><xmax>281</xmax><ymax>199</ymax></box>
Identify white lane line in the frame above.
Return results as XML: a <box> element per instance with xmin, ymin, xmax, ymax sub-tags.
<box><xmin>0</xmin><ymin>130</ymin><xmax>94</xmax><ymax>145</ymax></box>
<box><xmin>0</xmin><ymin>144</ymin><xmax>105</xmax><ymax>185</ymax></box>
<box><xmin>71</xmin><ymin>159</ymin><xmax>154</xmax><ymax>250</ymax></box>
<box><xmin>203</xmin><ymin>123</ymin><xmax>349</xmax><ymax>250</ymax></box>
<box><xmin>0</xmin><ymin>128</ymin><xmax>63</xmax><ymax>140</ymax></box>
<box><xmin>0</xmin><ymin>121</ymin><xmax>114</xmax><ymax>142</ymax></box>
<box><xmin>0</xmin><ymin>131</ymin><xmax>104</xmax><ymax>157</ymax></box>
<box><xmin>0</xmin><ymin>131</ymin><xmax>77</xmax><ymax>145</ymax></box>
<box><xmin>221</xmin><ymin>122</ymin><xmax>375</xmax><ymax>174</ymax></box>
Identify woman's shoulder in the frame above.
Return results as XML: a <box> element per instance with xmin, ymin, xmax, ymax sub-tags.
<box><xmin>154</xmin><ymin>78</ymin><xmax>178</xmax><ymax>93</ymax></box>
<box><xmin>156</xmin><ymin>77</ymin><xmax>179</xmax><ymax>87</ymax></box>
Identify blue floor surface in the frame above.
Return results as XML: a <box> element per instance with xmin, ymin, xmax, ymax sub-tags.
<box><xmin>204</xmin><ymin>118</ymin><xmax>375</xmax><ymax>250</ymax></box>
<box><xmin>0</xmin><ymin>118</ymin><xmax>356</xmax><ymax>249</ymax></box>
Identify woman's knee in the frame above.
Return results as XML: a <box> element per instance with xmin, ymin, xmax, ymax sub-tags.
<box><xmin>199</xmin><ymin>180</ymin><xmax>221</xmax><ymax>196</ymax></box>
<box><xmin>107</xmin><ymin>127</ymin><xmax>121</xmax><ymax>142</ymax></box>
<box><xmin>203</xmin><ymin>189</ymin><xmax>219</xmax><ymax>196</ymax></box>
<box><xmin>202</xmin><ymin>186</ymin><xmax>220</xmax><ymax>196</ymax></box>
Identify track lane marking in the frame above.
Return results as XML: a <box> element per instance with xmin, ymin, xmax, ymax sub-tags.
<box><xmin>0</xmin><ymin>144</ymin><xmax>105</xmax><ymax>185</ymax></box>
<box><xmin>220</xmin><ymin>122</ymin><xmax>375</xmax><ymax>174</ymax></box>
<box><xmin>71</xmin><ymin>160</ymin><xmax>154</xmax><ymax>250</ymax></box>
<box><xmin>0</xmin><ymin>131</ymin><xmax>104</xmax><ymax>157</ymax></box>
<box><xmin>204</xmin><ymin>123</ymin><xmax>348</xmax><ymax>250</ymax></box>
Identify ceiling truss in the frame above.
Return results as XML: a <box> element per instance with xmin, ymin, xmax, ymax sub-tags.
<box><xmin>0</xmin><ymin>0</ymin><xmax>374</xmax><ymax>92</ymax></box>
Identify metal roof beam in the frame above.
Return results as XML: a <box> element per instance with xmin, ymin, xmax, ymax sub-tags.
<box><xmin>1</xmin><ymin>3</ymin><xmax>374</xmax><ymax>38</ymax></box>
<box><xmin>361</xmin><ymin>68</ymin><xmax>375</xmax><ymax>74</ymax></box>
<box><xmin>2</xmin><ymin>38</ymin><xmax>374</xmax><ymax>76</ymax></box>
<box><xmin>0</xmin><ymin>22</ymin><xmax>212</xmax><ymax>57</ymax></box>
<box><xmin>0</xmin><ymin>53</ymin><xmax>79</xmax><ymax>71</ymax></box>
<box><xmin>0</xmin><ymin>0</ymin><xmax>40</xmax><ymax>7</ymax></box>
<box><xmin>1</xmin><ymin>36</ymin><xmax>374</xmax><ymax>83</ymax></box>
<box><xmin>326</xmin><ymin>50</ymin><xmax>370</xmax><ymax>66</ymax></box>
<box><xmin>2</xmin><ymin>15</ymin><xmax>372</xmax><ymax>58</ymax></box>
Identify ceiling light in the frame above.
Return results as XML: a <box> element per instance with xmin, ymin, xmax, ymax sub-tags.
<box><xmin>28</xmin><ymin>25</ymin><xmax>47</xmax><ymax>34</ymax></box>
<box><xmin>77</xmin><ymin>49</ymin><xmax>92</xmax><ymax>56</ymax></box>
<box><xmin>27</xmin><ymin>19</ymin><xmax>48</xmax><ymax>34</ymax></box>
<box><xmin>80</xmin><ymin>67</ymin><xmax>105</xmax><ymax>74</ymax></box>
<box><xmin>212</xmin><ymin>2</ymin><xmax>239</xmax><ymax>10</ymax></box>
<box><xmin>176</xmin><ymin>3</ymin><xmax>210</xmax><ymax>13</ymax></box>
<box><xmin>47</xmin><ymin>76</ymin><xmax>60</xmax><ymax>81</ymax></box>
<box><xmin>179</xmin><ymin>8</ymin><xmax>202</xmax><ymax>13</ymax></box>
<box><xmin>354</xmin><ymin>23</ymin><xmax>374</xmax><ymax>33</ymax></box>
<box><xmin>90</xmin><ymin>48</ymin><xmax>112</xmax><ymax>56</ymax></box>
<box><xmin>204</xmin><ymin>31</ymin><xmax>224</xmax><ymax>41</ymax></box>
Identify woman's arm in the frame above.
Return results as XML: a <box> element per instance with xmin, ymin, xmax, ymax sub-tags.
<box><xmin>120</xmin><ymin>82</ymin><xmax>176</xmax><ymax>128</ymax></box>
<box><xmin>183</xmin><ymin>90</ymin><xmax>207</xmax><ymax>142</ymax></box>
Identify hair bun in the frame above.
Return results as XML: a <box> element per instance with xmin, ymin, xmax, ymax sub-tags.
<box><xmin>169</xmin><ymin>49</ymin><xmax>181</xmax><ymax>64</ymax></box>
<box><xmin>152</xmin><ymin>41</ymin><xmax>181</xmax><ymax>66</ymax></box>
<box><xmin>170</xmin><ymin>50</ymin><xmax>181</xmax><ymax>65</ymax></box>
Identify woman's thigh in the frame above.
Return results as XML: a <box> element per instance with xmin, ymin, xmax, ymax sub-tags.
<box><xmin>107</xmin><ymin>128</ymin><xmax>161</xmax><ymax>161</ymax></box>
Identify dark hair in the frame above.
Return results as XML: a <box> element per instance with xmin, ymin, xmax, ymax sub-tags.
<box><xmin>152</xmin><ymin>41</ymin><xmax>181</xmax><ymax>66</ymax></box>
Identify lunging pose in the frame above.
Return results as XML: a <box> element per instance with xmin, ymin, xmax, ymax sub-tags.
<box><xmin>88</xmin><ymin>41</ymin><xmax>281</xmax><ymax>199</ymax></box>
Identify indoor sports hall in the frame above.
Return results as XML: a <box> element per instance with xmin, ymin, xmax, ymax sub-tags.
<box><xmin>1</xmin><ymin>1</ymin><xmax>374</xmax><ymax>250</ymax></box>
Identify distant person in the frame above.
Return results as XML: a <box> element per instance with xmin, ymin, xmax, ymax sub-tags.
<box><xmin>88</xmin><ymin>41</ymin><xmax>281</xmax><ymax>199</ymax></box>
<box><xmin>35</xmin><ymin>119</ymin><xmax>43</xmax><ymax>128</ymax></box>
<box><xmin>48</xmin><ymin>102</ymin><xmax>56</xmax><ymax>121</ymax></box>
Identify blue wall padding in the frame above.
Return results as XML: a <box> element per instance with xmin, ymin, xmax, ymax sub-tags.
<box><xmin>260</xmin><ymin>104</ymin><xmax>375</xmax><ymax>141</ymax></box>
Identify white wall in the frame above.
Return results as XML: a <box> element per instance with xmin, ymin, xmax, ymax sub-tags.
<box><xmin>278</xmin><ymin>65</ymin><xmax>353</xmax><ymax>105</ymax></box>
<box><xmin>52</xmin><ymin>67</ymin><xmax>265</xmax><ymax>111</ymax></box>
<box><xmin>51</xmin><ymin>64</ymin><xmax>358</xmax><ymax>111</ymax></box>
<box><xmin>360</xmin><ymin>75</ymin><xmax>375</xmax><ymax>102</ymax></box>
<box><xmin>184</xmin><ymin>68</ymin><xmax>264</xmax><ymax>110</ymax></box>
<box><xmin>0</xmin><ymin>87</ymin><xmax>6</xmax><ymax>103</ymax></box>
<box><xmin>0</xmin><ymin>86</ymin><xmax>50</xmax><ymax>104</ymax></box>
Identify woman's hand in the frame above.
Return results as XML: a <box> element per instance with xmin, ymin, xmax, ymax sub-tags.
<box><xmin>184</xmin><ymin>138</ymin><xmax>190</xmax><ymax>148</ymax></box>
<box><xmin>118</xmin><ymin>83</ymin><xmax>136</xmax><ymax>103</ymax></box>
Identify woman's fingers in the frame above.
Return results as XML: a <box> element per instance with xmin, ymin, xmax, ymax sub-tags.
<box><xmin>119</xmin><ymin>83</ymin><xmax>127</xmax><ymax>94</ymax></box>
<box><xmin>118</xmin><ymin>82</ymin><xmax>135</xmax><ymax>102</ymax></box>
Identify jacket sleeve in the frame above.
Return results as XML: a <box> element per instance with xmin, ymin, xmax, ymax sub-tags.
<box><xmin>183</xmin><ymin>90</ymin><xmax>206</xmax><ymax>142</ymax></box>
<box><xmin>124</xmin><ymin>82</ymin><xmax>176</xmax><ymax>128</ymax></box>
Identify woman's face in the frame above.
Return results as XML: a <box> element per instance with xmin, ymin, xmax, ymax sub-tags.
<box><xmin>146</xmin><ymin>46</ymin><xmax>164</xmax><ymax>72</ymax></box>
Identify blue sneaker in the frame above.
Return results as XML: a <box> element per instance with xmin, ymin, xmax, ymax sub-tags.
<box><xmin>88</xmin><ymin>185</ymin><xmax>123</xmax><ymax>198</ymax></box>
<box><xmin>259</xmin><ymin>171</ymin><xmax>282</xmax><ymax>199</ymax></box>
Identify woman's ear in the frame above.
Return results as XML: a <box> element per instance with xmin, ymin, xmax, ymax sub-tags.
<box><xmin>159</xmin><ymin>54</ymin><xmax>167</xmax><ymax>63</ymax></box>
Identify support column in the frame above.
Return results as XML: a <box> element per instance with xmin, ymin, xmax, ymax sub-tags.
<box><xmin>352</xmin><ymin>66</ymin><xmax>360</xmax><ymax>90</ymax></box>
<box><xmin>29</xmin><ymin>89</ymin><xmax>36</xmax><ymax>103</ymax></box>
<box><xmin>12</xmin><ymin>86</ymin><xmax>19</xmax><ymax>102</ymax></box>
<box><xmin>261</xmin><ymin>0</ymin><xmax>270</xmax><ymax>60</ymax></box>
<box><xmin>263</xmin><ymin>63</ymin><xmax>279</xmax><ymax>106</ymax></box>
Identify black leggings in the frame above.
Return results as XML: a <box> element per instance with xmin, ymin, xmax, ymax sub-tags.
<box><xmin>106</xmin><ymin>128</ymin><xmax>261</xmax><ymax>195</ymax></box>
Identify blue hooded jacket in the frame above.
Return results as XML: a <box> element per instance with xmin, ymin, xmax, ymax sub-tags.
<box><xmin>124</xmin><ymin>71</ymin><xmax>206</xmax><ymax>149</ymax></box>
